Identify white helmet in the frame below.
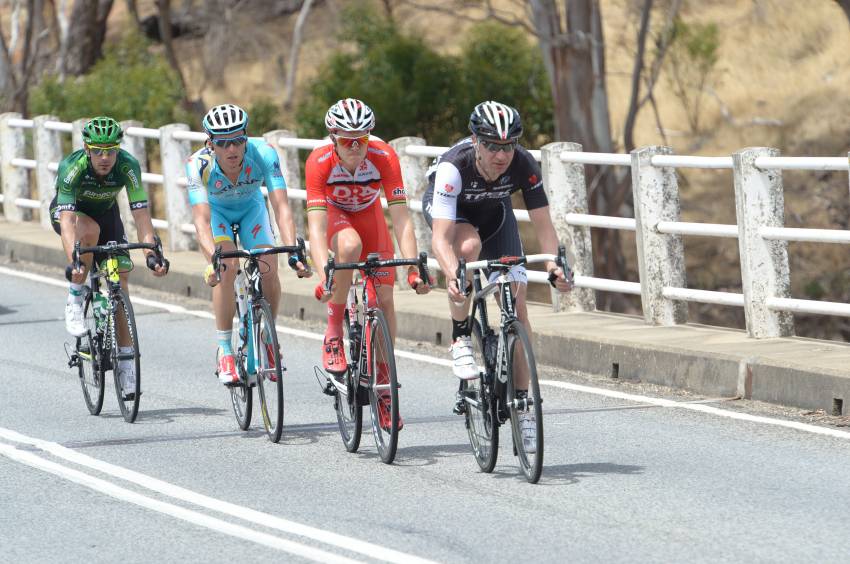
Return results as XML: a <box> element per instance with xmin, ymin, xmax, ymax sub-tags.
<box><xmin>324</xmin><ymin>98</ymin><xmax>375</xmax><ymax>132</ymax></box>
<box><xmin>202</xmin><ymin>104</ymin><xmax>248</xmax><ymax>136</ymax></box>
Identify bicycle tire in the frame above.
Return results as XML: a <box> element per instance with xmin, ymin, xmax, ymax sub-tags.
<box><xmin>254</xmin><ymin>299</ymin><xmax>284</xmax><ymax>443</ymax></box>
<box><xmin>229</xmin><ymin>294</ymin><xmax>253</xmax><ymax>431</ymax></box>
<box><xmin>110</xmin><ymin>289</ymin><xmax>141</xmax><ymax>423</ymax></box>
<box><xmin>77</xmin><ymin>290</ymin><xmax>105</xmax><ymax>415</ymax></box>
<box><xmin>367</xmin><ymin>309</ymin><xmax>399</xmax><ymax>464</ymax></box>
<box><xmin>335</xmin><ymin>309</ymin><xmax>362</xmax><ymax>452</ymax></box>
<box><xmin>505</xmin><ymin>321</ymin><xmax>544</xmax><ymax>483</ymax></box>
<box><xmin>463</xmin><ymin>319</ymin><xmax>499</xmax><ymax>472</ymax></box>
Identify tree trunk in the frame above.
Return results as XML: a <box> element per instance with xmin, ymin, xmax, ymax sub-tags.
<box><xmin>156</xmin><ymin>0</ymin><xmax>205</xmax><ymax>119</ymax></box>
<box><xmin>64</xmin><ymin>0</ymin><xmax>114</xmax><ymax>76</ymax></box>
<box><xmin>283</xmin><ymin>0</ymin><xmax>315</xmax><ymax>110</ymax></box>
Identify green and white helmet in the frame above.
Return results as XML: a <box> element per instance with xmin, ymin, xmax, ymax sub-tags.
<box><xmin>82</xmin><ymin>116</ymin><xmax>123</xmax><ymax>145</ymax></box>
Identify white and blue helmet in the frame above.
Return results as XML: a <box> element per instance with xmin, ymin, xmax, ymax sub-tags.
<box><xmin>202</xmin><ymin>104</ymin><xmax>248</xmax><ymax>136</ymax></box>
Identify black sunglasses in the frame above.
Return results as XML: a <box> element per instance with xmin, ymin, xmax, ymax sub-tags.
<box><xmin>211</xmin><ymin>135</ymin><xmax>248</xmax><ymax>148</ymax></box>
<box><xmin>479</xmin><ymin>139</ymin><xmax>518</xmax><ymax>153</ymax></box>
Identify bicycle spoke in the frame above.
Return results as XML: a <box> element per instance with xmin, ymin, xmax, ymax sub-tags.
<box><xmin>367</xmin><ymin>310</ymin><xmax>399</xmax><ymax>464</ymax></box>
<box><xmin>255</xmin><ymin>300</ymin><xmax>284</xmax><ymax>443</ymax></box>
<box><xmin>111</xmin><ymin>289</ymin><xmax>141</xmax><ymax>423</ymax></box>
<box><xmin>506</xmin><ymin>321</ymin><xmax>543</xmax><ymax>483</ymax></box>
<box><xmin>77</xmin><ymin>290</ymin><xmax>105</xmax><ymax>415</ymax></box>
<box><xmin>335</xmin><ymin>308</ymin><xmax>362</xmax><ymax>452</ymax></box>
<box><xmin>464</xmin><ymin>320</ymin><xmax>498</xmax><ymax>472</ymax></box>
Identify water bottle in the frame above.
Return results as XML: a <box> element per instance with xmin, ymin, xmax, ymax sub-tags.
<box><xmin>235</xmin><ymin>272</ymin><xmax>249</xmax><ymax>319</ymax></box>
<box><xmin>346</xmin><ymin>287</ymin><xmax>361</xmax><ymax>362</ymax></box>
<box><xmin>93</xmin><ymin>293</ymin><xmax>108</xmax><ymax>332</ymax></box>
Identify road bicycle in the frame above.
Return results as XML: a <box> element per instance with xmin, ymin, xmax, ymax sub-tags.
<box><xmin>211</xmin><ymin>225</ymin><xmax>308</xmax><ymax>443</ymax></box>
<box><xmin>66</xmin><ymin>237</ymin><xmax>167</xmax><ymax>423</ymax></box>
<box><xmin>454</xmin><ymin>246</ymin><xmax>570</xmax><ymax>483</ymax></box>
<box><xmin>318</xmin><ymin>252</ymin><xmax>431</xmax><ymax>464</ymax></box>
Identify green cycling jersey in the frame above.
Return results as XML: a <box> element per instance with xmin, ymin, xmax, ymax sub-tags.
<box><xmin>54</xmin><ymin>149</ymin><xmax>148</xmax><ymax>217</ymax></box>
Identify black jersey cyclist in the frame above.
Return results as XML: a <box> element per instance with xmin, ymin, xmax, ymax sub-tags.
<box><xmin>423</xmin><ymin>101</ymin><xmax>572</xmax><ymax>452</ymax></box>
<box><xmin>52</xmin><ymin>116</ymin><xmax>169</xmax><ymax>399</ymax></box>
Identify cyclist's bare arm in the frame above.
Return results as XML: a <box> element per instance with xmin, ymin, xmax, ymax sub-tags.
<box><xmin>307</xmin><ymin>207</ymin><xmax>331</xmax><ymax>273</ymax></box>
<box><xmin>431</xmin><ymin>217</ymin><xmax>464</xmax><ymax>300</ymax></box>
<box><xmin>388</xmin><ymin>204</ymin><xmax>430</xmax><ymax>291</ymax></box>
<box><xmin>528</xmin><ymin>206</ymin><xmax>572</xmax><ymax>291</ymax></box>
<box><xmin>131</xmin><ymin>207</ymin><xmax>168</xmax><ymax>276</ymax></box>
<box><xmin>267</xmin><ymin>190</ymin><xmax>297</xmax><ymax>248</ymax></box>
<box><xmin>190</xmin><ymin>202</ymin><xmax>217</xmax><ymax>263</ymax></box>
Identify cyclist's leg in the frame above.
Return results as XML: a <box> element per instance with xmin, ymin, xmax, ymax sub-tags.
<box><xmin>352</xmin><ymin>205</ymin><xmax>396</xmax><ymax>338</ymax></box>
<box><xmin>239</xmin><ymin>198</ymin><xmax>279</xmax><ymax>315</ymax></box>
<box><xmin>52</xmin><ymin>196</ymin><xmax>100</xmax><ymax>324</ymax></box>
<box><xmin>322</xmin><ymin>207</ymin><xmax>360</xmax><ymax>372</ymax></box>
<box><xmin>208</xmin><ymin>210</ymin><xmax>239</xmax><ymax>334</ymax></box>
<box><xmin>480</xmin><ymin>201</ymin><xmax>531</xmax><ymax>390</ymax></box>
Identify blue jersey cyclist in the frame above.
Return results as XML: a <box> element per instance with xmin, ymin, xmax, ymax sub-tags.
<box><xmin>186</xmin><ymin>104</ymin><xmax>309</xmax><ymax>385</ymax></box>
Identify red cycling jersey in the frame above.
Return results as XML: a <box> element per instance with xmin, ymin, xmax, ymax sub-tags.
<box><xmin>305</xmin><ymin>139</ymin><xmax>407</xmax><ymax>213</ymax></box>
<box><xmin>305</xmin><ymin>139</ymin><xmax>409</xmax><ymax>286</ymax></box>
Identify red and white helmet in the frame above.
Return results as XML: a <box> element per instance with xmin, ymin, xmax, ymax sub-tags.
<box><xmin>324</xmin><ymin>98</ymin><xmax>375</xmax><ymax>132</ymax></box>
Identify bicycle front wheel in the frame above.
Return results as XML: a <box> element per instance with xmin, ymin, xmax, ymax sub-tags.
<box><xmin>463</xmin><ymin>319</ymin><xmax>498</xmax><ymax>472</ymax></box>
<box><xmin>254</xmin><ymin>300</ymin><xmax>284</xmax><ymax>443</ymax></box>
<box><xmin>505</xmin><ymin>321</ymin><xmax>543</xmax><ymax>483</ymax></box>
<box><xmin>335</xmin><ymin>309</ymin><xmax>362</xmax><ymax>452</ymax></box>
<box><xmin>367</xmin><ymin>310</ymin><xmax>399</xmax><ymax>464</ymax></box>
<box><xmin>77</xmin><ymin>291</ymin><xmax>105</xmax><ymax>415</ymax></box>
<box><xmin>110</xmin><ymin>289</ymin><xmax>141</xmax><ymax>423</ymax></box>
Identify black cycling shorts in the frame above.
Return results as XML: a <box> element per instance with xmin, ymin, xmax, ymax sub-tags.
<box><xmin>423</xmin><ymin>182</ymin><xmax>524</xmax><ymax>261</ymax></box>
<box><xmin>50</xmin><ymin>195</ymin><xmax>130</xmax><ymax>263</ymax></box>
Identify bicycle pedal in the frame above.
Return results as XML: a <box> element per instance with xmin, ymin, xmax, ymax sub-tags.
<box><xmin>452</xmin><ymin>402</ymin><xmax>466</xmax><ymax>416</ymax></box>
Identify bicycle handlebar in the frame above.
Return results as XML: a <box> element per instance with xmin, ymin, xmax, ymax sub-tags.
<box><xmin>211</xmin><ymin>237</ymin><xmax>309</xmax><ymax>283</ymax></box>
<box><xmin>70</xmin><ymin>236</ymin><xmax>167</xmax><ymax>279</ymax></box>
<box><xmin>323</xmin><ymin>252</ymin><xmax>431</xmax><ymax>294</ymax></box>
<box><xmin>455</xmin><ymin>245</ymin><xmax>573</xmax><ymax>296</ymax></box>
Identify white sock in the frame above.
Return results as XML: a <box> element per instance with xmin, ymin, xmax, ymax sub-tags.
<box><xmin>68</xmin><ymin>283</ymin><xmax>84</xmax><ymax>303</ymax></box>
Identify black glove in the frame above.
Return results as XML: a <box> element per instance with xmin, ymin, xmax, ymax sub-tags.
<box><xmin>288</xmin><ymin>254</ymin><xmax>301</xmax><ymax>271</ymax></box>
<box><xmin>147</xmin><ymin>254</ymin><xmax>170</xmax><ymax>273</ymax></box>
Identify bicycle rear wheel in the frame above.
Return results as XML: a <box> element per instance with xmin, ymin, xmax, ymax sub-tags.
<box><xmin>110</xmin><ymin>289</ymin><xmax>141</xmax><ymax>423</ymax></box>
<box><xmin>505</xmin><ymin>321</ymin><xmax>543</xmax><ymax>483</ymax></box>
<box><xmin>367</xmin><ymin>310</ymin><xmax>399</xmax><ymax>464</ymax></box>
<box><xmin>463</xmin><ymin>319</ymin><xmax>498</xmax><ymax>472</ymax></box>
<box><xmin>224</xmin><ymin>345</ymin><xmax>252</xmax><ymax>431</ymax></box>
<box><xmin>254</xmin><ymin>300</ymin><xmax>284</xmax><ymax>443</ymax></box>
<box><xmin>77</xmin><ymin>290</ymin><xmax>105</xmax><ymax>415</ymax></box>
<box><xmin>335</xmin><ymin>309</ymin><xmax>362</xmax><ymax>452</ymax></box>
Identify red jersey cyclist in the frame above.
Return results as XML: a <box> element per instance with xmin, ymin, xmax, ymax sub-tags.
<box><xmin>306</xmin><ymin>98</ymin><xmax>431</xmax><ymax>381</ymax></box>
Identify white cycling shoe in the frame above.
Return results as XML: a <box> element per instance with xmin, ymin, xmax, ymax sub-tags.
<box><xmin>519</xmin><ymin>412</ymin><xmax>537</xmax><ymax>454</ymax></box>
<box><xmin>65</xmin><ymin>301</ymin><xmax>87</xmax><ymax>337</ymax></box>
<box><xmin>450</xmin><ymin>336</ymin><xmax>480</xmax><ymax>380</ymax></box>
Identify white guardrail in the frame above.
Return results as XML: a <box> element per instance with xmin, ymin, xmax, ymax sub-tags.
<box><xmin>2</xmin><ymin>112</ymin><xmax>850</xmax><ymax>339</ymax></box>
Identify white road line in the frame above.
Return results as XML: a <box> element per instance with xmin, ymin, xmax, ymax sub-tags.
<box><xmin>0</xmin><ymin>442</ymin><xmax>358</xmax><ymax>564</ymax></box>
<box><xmin>0</xmin><ymin>427</ymin><xmax>440</xmax><ymax>564</ymax></box>
<box><xmin>3</xmin><ymin>265</ymin><xmax>847</xmax><ymax>440</ymax></box>
<box><xmin>541</xmin><ymin>380</ymin><xmax>850</xmax><ymax>440</ymax></box>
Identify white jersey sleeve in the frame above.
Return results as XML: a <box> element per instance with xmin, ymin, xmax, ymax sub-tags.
<box><xmin>429</xmin><ymin>161</ymin><xmax>463</xmax><ymax>221</ymax></box>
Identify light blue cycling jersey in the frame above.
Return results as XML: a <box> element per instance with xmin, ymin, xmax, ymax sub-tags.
<box><xmin>186</xmin><ymin>138</ymin><xmax>287</xmax><ymax>249</ymax></box>
<box><xmin>185</xmin><ymin>138</ymin><xmax>286</xmax><ymax>208</ymax></box>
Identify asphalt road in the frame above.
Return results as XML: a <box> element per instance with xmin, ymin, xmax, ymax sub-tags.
<box><xmin>1</xmin><ymin>266</ymin><xmax>849</xmax><ymax>563</ymax></box>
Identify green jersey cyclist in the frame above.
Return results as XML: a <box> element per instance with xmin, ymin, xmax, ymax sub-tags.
<box><xmin>52</xmin><ymin>116</ymin><xmax>170</xmax><ymax>399</ymax></box>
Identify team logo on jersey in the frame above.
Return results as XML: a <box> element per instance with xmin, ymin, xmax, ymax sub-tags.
<box><xmin>272</xmin><ymin>161</ymin><xmax>283</xmax><ymax>178</ymax></box>
<box><xmin>215</xmin><ymin>180</ymin><xmax>223</xmax><ymax>189</ymax></box>
<box><xmin>219</xmin><ymin>223</ymin><xmax>227</xmax><ymax>233</ymax></box>
<box><xmin>245</xmin><ymin>166</ymin><xmax>252</xmax><ymax>179</ymax></box>
<box><xmin>251</xmin><ymin>224</ymin><xmax>262</xmax><ymax>238</ymax></box>
<box><xmin>392</xmin><ymin>187</ymin><xmax>406</xmax><ymax>197</ymax></box>
<box><xmin>444</xmin><ymin>184</ymin><xmax>454</xmax><ymax>193</ymax></box>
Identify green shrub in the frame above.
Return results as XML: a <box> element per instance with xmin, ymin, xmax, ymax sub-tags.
<box><xmin>247</xmin><ymin>98</ymin><xmax>284</xmax><ymax>135</ymax></box>
<box><xmin>29</xmin><ymin>32</ymin><xmax>191</xmax><ymax>128</ymax></box>
<box><xmin>296</xmin><ymin>2</ymin><xmax>552</xmax><ymax>146</ymax></box>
